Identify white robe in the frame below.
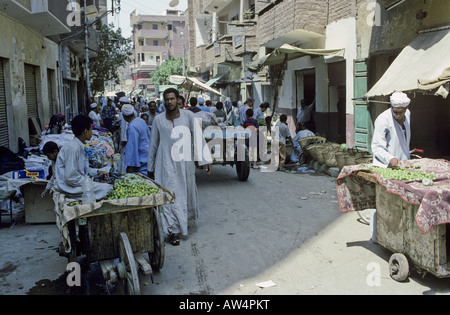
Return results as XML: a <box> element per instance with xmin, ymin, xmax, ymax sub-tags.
<box><xmin>147</xmin><ymin>110</ymin><xmax>212</xmax><ymax>236</ymax></box>
<box><xmin>88</xmin><ymin>110</ymin><xmax>101</xmax><ymax>126</ymax></box>
<box><xmin>54</xmin><ymin>137</ymin><xmax>112</xmax><ymax>200</ymax></box>
<box><xmin>371</xmin><ymin>108</ymin><xmax>411</xmax><ymax>167</ymax></box>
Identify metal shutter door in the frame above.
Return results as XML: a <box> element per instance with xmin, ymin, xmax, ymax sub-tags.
<box><xmin>0</xmin><ymin>60</ymin><xmax>9</xmax><ymax>148</ymax></box>
<box><xmin>47</xmin><ymin>70</ymin><xmax>54</xmax><ymax>117</ymax></box>
<box><xmin>24</xmin><ymin>64</ymin><xmax>38</xmax><ymax>118</ymax></box>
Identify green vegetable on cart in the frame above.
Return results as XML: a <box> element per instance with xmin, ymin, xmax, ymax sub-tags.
<box><xmin>363</xmin><ymin>166</ymin><xmax>437</xmax><ymax>181</ymax></box>
<box><xmin>107</xmin><ymin>173</ymin><xmax>159</xmax><ymax>200</ymax></box>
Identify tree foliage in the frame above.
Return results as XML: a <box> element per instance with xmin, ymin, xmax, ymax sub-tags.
<box><xmin>90</xmin><ymin>22</ymin><xmax>133</xmax><ymax>96</ymax></box>
<box><xmin>151</xmin><ymin>56</ymin><xmax>189</xmax><ymax>86</ymax></box>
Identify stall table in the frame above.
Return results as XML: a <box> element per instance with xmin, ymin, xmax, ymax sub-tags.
<box><xmin>337</xmin><ymin>158</ymin><xmax>450</xmax><ymax>281</ymax></box>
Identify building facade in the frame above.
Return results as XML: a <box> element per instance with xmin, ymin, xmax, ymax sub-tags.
<box><xmin>0</xmin><ymin>0</ymin><xmax>110</xmax><ymax>152</ymax></box>
<box><xmin>187</xmin><ymin>0</ymin><xmax>450</xmax><ymax>158</ymax></box>
<box><xmin>129</xmin><ymin>9</ymin><xmax>188</xmax><ymax>97</ymax></box>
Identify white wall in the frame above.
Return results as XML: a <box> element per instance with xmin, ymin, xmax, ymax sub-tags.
<box><xmin>325</xmin><ymin>17</ymin><xmax>357</xmax><ymax>115</ymax></box>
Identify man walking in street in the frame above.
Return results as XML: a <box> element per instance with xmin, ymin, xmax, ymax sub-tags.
<box><xmin>147</xmin><ymin>88</ymin><xmax>212</xmax><ymax>246</ymax></box>
<box><xmin>122</xmin><ymin>104</ymin><xmax>150</xmax><ymax>175</ymax></box>
<box><xmin>101</xmin><ymin>98</ymin><xmax>116</xmax><ymax>132</ymax></box>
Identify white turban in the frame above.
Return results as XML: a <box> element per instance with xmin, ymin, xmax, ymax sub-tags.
<box><xmin>390</xmin><ymin>92</ymin><xmax>411</xmax><ymax>108</ymax></box>
<box><xmin>90</xmin><ymin>103</ymin><xmax>98</xmax><ymax>109</ymax></box>
<box><xmin>122</xmin><ymin>104</ymin><xmax>135</xmax><ymax>116</ymax></box>
<box><xmin>198</xmin><ymin>96</ymin><xmax>205</xmax><ymax>105</ymax></box>
<box><xmin>119</xmin><ymin>97</ymin><xmax>131</xmax><ymax>104</ymax></box>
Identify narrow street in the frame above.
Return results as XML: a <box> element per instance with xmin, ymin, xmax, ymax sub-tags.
<box><xmin>2</xmin><ymin>165</ymin><xmax>448</xmax><ymax>296</ymax></box>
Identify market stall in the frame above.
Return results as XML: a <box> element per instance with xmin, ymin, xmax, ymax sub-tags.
<box><xmin>336</xmin><ymin>158</ymin><xmax>450</xmax><ymax>281</ymax></box>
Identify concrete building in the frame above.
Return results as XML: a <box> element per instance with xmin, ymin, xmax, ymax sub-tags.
<box><xmin>0</xmin><ymin>0</ymin><xmax>71</xmax><ymax>151</ymax></box>
<box><xmin>129</xmin><ymin>9</ymin><xmax>188</xmax><ymax>97</ymax></box>
<box><xmin>0</xmin><ymin>0</ymin><xmax>109</xmax><ymax>152</ymax></box>
<box><xmin>187</xmin><ymin>0</ymin><xmax>450</xmax><ymax>159</ymax></box>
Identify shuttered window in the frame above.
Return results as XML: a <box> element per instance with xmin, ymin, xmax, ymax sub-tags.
<box><xmin>0</xmin><ymin>59</ymin><xmax>9</xmax><ymax>148</ymax></box>
<box><xmin>24</xmin><ymin>64</ymin><xmax>38</xmax><ymax>118</ymax></box>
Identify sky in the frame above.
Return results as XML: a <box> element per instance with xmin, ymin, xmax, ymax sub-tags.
<box><xmin>108</xmin><ymin>0</ymin><xmax>188</xmax><ymax>38</ymax></box>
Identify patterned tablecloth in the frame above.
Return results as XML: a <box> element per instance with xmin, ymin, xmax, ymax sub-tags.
<box><xmin>336</xmin><ymin>158</ymin><xmax>450</xmax><ymax>234</ymax></box>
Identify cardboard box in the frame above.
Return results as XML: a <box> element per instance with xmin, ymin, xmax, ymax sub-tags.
<box><xmin>22</xmin><ymin>182</ymin><xmax>55</xmax><ymax>224</ymax></box>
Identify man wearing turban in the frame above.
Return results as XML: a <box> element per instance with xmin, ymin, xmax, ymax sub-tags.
<box><xmin>371</xmin><ymin>92</ymin><xmax>411</xmax><ymax>168</ymax></box>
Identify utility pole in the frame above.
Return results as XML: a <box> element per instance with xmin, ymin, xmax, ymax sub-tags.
<box><xmin>84</xmin><ymin>0</ymin><xmax>91</xmax><ymax>101</ymax></box>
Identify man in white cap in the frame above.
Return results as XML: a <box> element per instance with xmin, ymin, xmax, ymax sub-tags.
<box><xmin>197</xmin><ymin>96</ymin><xmax>210</xmax><ymax>112</ymax></box>
<box><xmin>372</xmin><ymin>91</ymin><xmax>411</xmax><ymax>168</ymax></box>
<box><xmin>88</xmin><ymin>103</ymin><xmax>102</xmax><ymax>127</ymax></box>
<box><xmin>122</xmin><ymin>104</ymin><xmax>150</xmax><ymax>175</ymax></box>
<box><xmin>118</xmin><ymin>97</ymin><xmax>136</xmax><ymax>174</ymax></box>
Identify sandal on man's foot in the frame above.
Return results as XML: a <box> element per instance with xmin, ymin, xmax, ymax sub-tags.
<box><xmin>168</xmin><ymin>232</ymin><xmax>180</xmax><ymax>246</ymax></box>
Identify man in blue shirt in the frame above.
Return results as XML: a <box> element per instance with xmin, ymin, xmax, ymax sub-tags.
<box><xmin>122</xmin><ymin>104</ymin><xmax>151</xmax><ymax>175</ymax></box>
<box><xmin>197</xmin><ymin>96</ymin><xmax>210</xmax><ymax>112</ymax></box>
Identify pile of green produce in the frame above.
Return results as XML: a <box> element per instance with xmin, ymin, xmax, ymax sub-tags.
<box><xmin>107</xmin><ymin>174</ymin><xmax>159</xmax><ymax>200</ymax></box>
<box><xmin>363</xmin><ymin>166</ymin><xmax>437</xmax><ymax>181</ymax></box>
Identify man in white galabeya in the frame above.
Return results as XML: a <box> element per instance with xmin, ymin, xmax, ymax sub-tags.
<box><xmin>371</xmin><ymin>91</ymin><xmax>411</xmax><ymax>168</ymax></box>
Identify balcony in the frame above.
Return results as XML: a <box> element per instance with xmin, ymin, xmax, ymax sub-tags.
<box><xmin>205</xmin><ymin>35</ymin><xmax>242</xmax><ymax>67</ymax></box>
<box><xmin>0</xmin><ymin>0</ymin><xmax>70</xmax><ymax>36</ymax></box>
<box><xmin>228</xmin><ymin>22</ymin><xmax>258</xmax><ymax>56</ymax></box>
<box><xmin>204</xmin><ymin>0</ymin><xmax>234</xmax><ymax>13</ymax></box>
<box><xmin>136</xmin><ymin>28</ymin><xmax>168</xmax><ymax>40</ymax></box>
<box><xmin>139</xmin><ymin>45</ymin><xmax>168</xmax><ymax>53</ymax></box>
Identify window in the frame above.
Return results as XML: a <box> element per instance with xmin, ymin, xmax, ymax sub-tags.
<box><xmin>141</xmin><ymin>53</ymin><xmax>145</xmax><ymax>62</ymax></box>
<box><xmin>152</xmin><ymin>24</ymin><xmax>158</xmax><ymax>30</ymax></box>
<box><xmin>153</xmin><ymin>40</ymin><xmax>159</xmax><ymax>46</ymax></box>
<box><xmin>168</xmin><ymin>24</ymin><xmax>172</xmax><ymax>31</ymax></box>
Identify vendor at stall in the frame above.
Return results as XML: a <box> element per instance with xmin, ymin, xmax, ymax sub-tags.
<box><xmin>40</xmin><ymin>141</ymin><xmax>59</xmax><ymax>198</ymax></box>
<box><xmin>54</xmin><ymin>115</ymin><xmax>112</xmax><ymax>200</ymax></box>
<box><xmin>371</xmin><ymin>92</ymin><xmax>411</xmax><ymax>168</ymax></box>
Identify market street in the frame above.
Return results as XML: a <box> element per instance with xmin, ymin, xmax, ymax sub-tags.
<box><xmin>1</xmin><ymin>165</ymin><xmax>449</xmax><ymax>295</ymax></box>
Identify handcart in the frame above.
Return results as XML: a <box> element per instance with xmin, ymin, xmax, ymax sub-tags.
<box><xmin>53</xmin><ymin>174</ymin><xmax>175</xmax><ymax>294</ymax></box>
<box><xmin>204</xmin><ymin>127</ymin><xmax>251</xmax><ymax>182</ymax></box>
<box><xmin>351</xmin><ymin>161</ymin><xmax>450</xmax><ymax>282</ymax></box>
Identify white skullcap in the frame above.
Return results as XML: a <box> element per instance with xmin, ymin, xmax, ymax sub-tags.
<box><xmin>390</xmin><ymin>92</ymin><xmax>411</xmax><ymax>108</ymax></box>
<box><xmin>119</xmin><ymin>97</ymin><xmax>131</xmax><ymax>104</ymax></box>
<box><xmin>122</xmin><ymin>104</ymin><xmax>135</xmax><ymax>116</ymax></box>
<box><xmin>90</xmin><ymin>103</ymin><xmax>97</xmax><ymax>109</ymax></box>
<box><xmin>198</xmin><ymin>96</ymin><xmax>205</xmax><ymax>104</ymax></box>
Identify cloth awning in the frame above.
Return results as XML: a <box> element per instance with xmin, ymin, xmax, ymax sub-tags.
<box><xmin>130</xmin><ymin>89</ymin><xmax>143</xmax><ymax>96</ymax></box>
<box><xmin>247</xmin><ymin>43</ymin><xmax>345</xmax><ymax>72</ymax></box>
<box><xmin>365</xmin><ymin>28</ymin><xmax>450</xmax><ymax>98</ymax></box>
<box><xmin>169</xmin><ymin>75</ymin><xmax>224</xmax><ymax>97</ymax></box>
<box><xmin>205</xmin><ymin>74</ymin><xmax>226</xmax><ymax>87</ymax></box>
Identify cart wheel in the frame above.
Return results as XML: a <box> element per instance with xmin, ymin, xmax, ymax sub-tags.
<box><xmin>389</xmin><ymin>253</ymin><xmax>409</xmax><ymax>282</ymax></box>
<box><xmin>235</xmin><ymin>147</ymin><xmax>250</xmax><ymax>181</ymax></box>
<box><xmin>148</xmin><ymin>207</ymin><xmax>165</xmax><ymax>271</ymax></box>
<box><xmin>118</xmin><ymin>232</ymin><xmax>141</xmax><ymax>295</ymax></box>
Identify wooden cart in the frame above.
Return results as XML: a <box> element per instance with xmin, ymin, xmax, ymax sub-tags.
<box><xmin>62</xmin><ymin>205</ymin><xmax>165</xmax><ymax>295</ymax></box>
<box><xmin>55</xmin><ymin>175</ymin><xmax>175</xmax><ymax>295</ymax></box>
<box><xmin>356</xmin><ymin>171</ymin><xmax>450</xmax><ymax>281</ymax></box>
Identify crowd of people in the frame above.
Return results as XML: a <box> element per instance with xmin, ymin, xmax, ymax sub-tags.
<box><xmin>45</xmin><ymin>89</ymin><xmax>318</xmax><ymax>247</ymax></box>
<box><xmin>41</xmin><ymin>86</ymin><xmax>415</xmax><ymax>250</ymax></box>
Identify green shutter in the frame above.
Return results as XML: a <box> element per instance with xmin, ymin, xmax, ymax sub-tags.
<box><xmin>353</xmin><ymin>59</ymin><xmax>373</xmax><ymax>153</ymax></box>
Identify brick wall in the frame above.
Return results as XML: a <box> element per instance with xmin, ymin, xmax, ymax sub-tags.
<box><xmin>256</xmin><ymin>0</ymin><xmax>329</xmax><ymax>47</ymax></box>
